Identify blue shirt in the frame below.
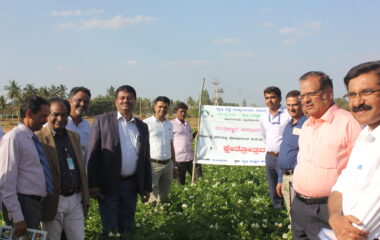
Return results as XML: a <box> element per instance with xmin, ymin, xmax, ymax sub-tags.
<box><xmin>278</xmin><ymin>115</ymin><xmax>307</xmax><ymax>182</ymax></box>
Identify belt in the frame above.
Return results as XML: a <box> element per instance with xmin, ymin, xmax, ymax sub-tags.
<box><xmin>283</xmin><ymin>170</ymin><xmax>294</xmax><ymax>175</ymax></box>
<box><xmin>296</xmin><ymin>192</ymin><xmax>328</xmax><ymax>205</ymax></box>
<box><xmin>120</xmin><ymin>174</ymin><xmax>136</xmax><ymax>181</ymax></box>
<box><xmin>18</xmin><ymin>193</ymin><xmax>44</xmax><ymax>202</ymax></box>
<box><xmin>267</xmin><ymin>151</ymin><xmax>279</xmax><ymax>157</ymax></box>
<box><xmin>151</xmin><ymin>159</ymin><xmax>171</xmax><ymax>164</ymax></box>
<box><xmin>60</xmin><ymin>188</ymin><xmax>80</xmax><ymax>197</ymax></box>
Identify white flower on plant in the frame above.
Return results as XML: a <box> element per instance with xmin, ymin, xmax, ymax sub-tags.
<box><xmin>239</xmin><ymin>222</ymin><xmax>244</xmax><ymax>226</ymax></box>
<box><xmin>182</xmin><ymin>203</ymin><xmax>188</xmax><ymax>209</ymax></box>
<box><xmin>262</xmin><ymin>223</ymin><xmax>267</xmax><ymax>228</ymax></box>
<box><xmin>282</xmin><ymin>233</ymin><xmax>288</xmax><ymax>239</ymax></box>
<box><xmin>263</xmin><ymin>219</ymin><xmax>267</xmax><ymax>222</ymax></box>
<box><xmin>189</xmin><ymin>195</ymin><xmax>194</xmax><ymax>199</ymax></box>
<box><xmin>247</xmin><ymin>180</ymin><xmax>253</xmax><ymax>184</ymax></box>
<box><xmin>238</xmin><ymin>199</ymin><xmax>243</xmax><ymax>204</ymax></box>
<box><xmin>214</xmin><ymin>223</ymin><xmax>219</xmax><ymax>230</ymax></box>
<box><xmin>288</xmin><ymin>225</ymin><xmax>291</xmax><ymax>230</ymax></box>
<box><xmin>275</xmin><ymin>222</ymin><xmax>278</xmax><ymax>227</ymax></box>
<box><xmin>278</xmin><ymin>223</ymin><xmax>283</xmax><ymax>227</ymax></box>
<box><xmin>115</xmin><ymin>233</ymin><xmax>121</xmax><ymax>237</ymax></box>
<box><xmin>184</xmin><ymin>187</ymin><xmax>188</xmax><ymax>191</ymax></box>
<box><xmin>209</xmin><ymin>224</ymin><xmax>214</xmax><ymax>229</ymax></box>
<box><xmin>231</xmin><ymin>183</ymin><xmax>236</xmax><ymax>187</ymax></box>
<box><xmin>231</xmin><ymin>219</ymin><xmax>234</xmax><ymax>223</ymax></box>
<box><xmin>135</xmin><ymin>223</ymin><xmax>141</xmax><ymax>228</ymax></box>
<box><xmin>205</xmin><ymin>179</ymin><xmax>209</xmax><ymax>183</ymax></box>
<box><xmin>108</xmin><ymin>232</ymin><xmax>115</xmax><ymax>237</ymax></box>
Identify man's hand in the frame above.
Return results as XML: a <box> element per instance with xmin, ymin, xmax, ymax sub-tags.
<box><xmin>89</xmin><ymin>187</ymin><xmax>101</xmax><ymax>199</ymax></box>
<box><xmin>14</xmin><ymin>220</ymin><xmax>27</xmax><ymax>237</ymax></box>
<box><xmin>141</xmin><ymin>191</ymin><xmax>150</xmax><ymax>203</ymax></box>
<box><xmin>276</xmin><ymin>183</ymin><xmax>283</xmax><ymax>197</ymax></box>
<box><xmin>329</xmin><ymin>214</ymin><xmax>368</xmax><ymax>240</ymax></box>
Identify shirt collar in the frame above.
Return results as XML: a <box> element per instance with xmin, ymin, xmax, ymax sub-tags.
<box><xmin>117</xmin><ymin>111</ymin><xmax>136</xmax><ymax>122</ymax></box>
<box><xmin>49</xmin><ymin>125</ymin><xmax>68</xmax><ymax>137</ymax></box>
<box><xmin>291</xmin><ymin>115</ymin><xmax>307</xmax><ymax>126</ymax></box>
<box><xmin>175</xmin><ymin>118</ymin><xmax>187</xmax><ymax>125</ymax></box>
<box><xmin>365</xmin><ymin>124</ymin><xmax>380</xmax><ymax>141</ymax></box>
<box><xmin>153</xmin><ymin>115</ymin><xmax>167</xmax><ymax>123</ymax></box>
<box><xmin>307</xmin><ymin>104</ymin><xmax>338</xmax><ymax>126</ymax></box>
<box><xmin>18</xmin><ymin>123</ymin><xmax>34</xmax><ymax>138</ymax></box>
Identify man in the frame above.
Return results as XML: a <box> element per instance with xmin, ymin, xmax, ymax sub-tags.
<box><xmin>35</xmin><ymin>98</ymin><xmax>89</xmax><ymax>240</ymax></box>
<box><xmin>276</xmin><ymin>90</ymin><xmax>307</xmax><ymax>215</ymax></box>
<box><xmin>171</xmin><ymin>102</ymin><xmax>202</xmax><ymax>185</ymax></box>
<box><xmin>144</xmin><ymin>96</ymin><xmax>176</xmax><ymax>202</ymax></box>
<box><xmin>87</xmin><ymin>85</ymin><xmax>151</xmax><ymax>238</ymax></box>
<box><xmin>66</xmin><ymin>87</ymin><xmax>91</xmax><ymax>158</ymax></box>
<box><xmin>291</xmin><ymin>71</ymin><xmax>362</xmax><ymax>240</ymax></box>
<box><xmin>328</xmin><ymin>61</ymin><xmax>380</xmax><ymax>240</ymax></box>
<box><xmin>0</xmin><ymin>96</ymin><xmax>52</xmax><ymax>237</ymax></box>
<box><xmin>259</xmin><ymin>86</ymin><xmax>291</xmax><ymax>209</ymax></box>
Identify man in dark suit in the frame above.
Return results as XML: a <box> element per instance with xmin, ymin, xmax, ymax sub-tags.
<box><xmin>36</xmin><ymin>98</ymin><xmax>89</xmax><ymax>240</ymax></box>
<box><xmin>87</xmin><ymin>85</ymin><xmax>151</xmax><ymax>239</ymax></box>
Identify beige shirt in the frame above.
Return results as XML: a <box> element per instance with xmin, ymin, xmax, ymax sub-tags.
<box><xmin>0</xmin><ymin>123</ymin><xmax>47</xmax><ymax>223</ymax></box>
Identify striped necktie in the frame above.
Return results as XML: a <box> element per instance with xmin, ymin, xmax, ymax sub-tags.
<box><xmin>32</xmin><ymin>134</ymin><xmax>54</xmax><ymax>194</ymax></box>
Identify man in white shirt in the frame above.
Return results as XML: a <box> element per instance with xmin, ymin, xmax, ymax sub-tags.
<box><xmin>144</xmin><ymin>96</ymin><xmax>176</xmax><ymax>203</ymax></box>
<box><xmin>66</xmin><ymin>87</ymin><xmax>91</xmax><ymax>159</ymax></box>
<box><xmin>260</xmin><ymin>86</ymin><xmax>291</xmax><ymax>209</ymax></box>
<box><xmin>328</xmin><ymin>60</ymin><xmax>380</xmax><ymax>240</ymax></box>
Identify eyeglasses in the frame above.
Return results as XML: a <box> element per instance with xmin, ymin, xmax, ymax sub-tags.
<box><xmin>298</xmin><ymin>89</ymin><xmax>323</xmax><ymax>101</ymax></box>
<box><xmin>343</xmin><ymin>89</ymin><xmax>380</xmax><ymax>102</ymax></box>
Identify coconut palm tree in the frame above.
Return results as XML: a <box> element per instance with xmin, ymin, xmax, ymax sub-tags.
<box><xmin>57</xmin><ymin>84</ymin><xmax>67</xmax><ymax>98</ymax></box>
<box><xmin>23</xmin><ymin>84</ymin><xmax>38</xmax><ymax>97</ymax></box>
<box><xmin>4</xmin><ymin>80</ymin><xmax>21</xmax><ymax>103</ymax></box>
<box><xmin>38</xmin><ymin>87</ymin><xmax>50</xmax><ymax>99</ymax></box>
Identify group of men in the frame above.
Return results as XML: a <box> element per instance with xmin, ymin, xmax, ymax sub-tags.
<box><xmin>260</xmin><ymin>60</ymin><xmax>380</xmax><ymax>239</ymax></box>
<box><xmin>0</xmin><ymin>85</ymin><xmax>200</xmax><ymax>239</ymax></box>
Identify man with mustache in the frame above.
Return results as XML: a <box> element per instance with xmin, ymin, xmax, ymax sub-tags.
<box><xmin>260</xmin><ymin>86</ymin><xmax>291</xmax><ymax>209</ymax></box>
<box><xmin>35</xmin><ymin>98</ymin><xmax>89</xmax><ymax>240</ymax></box>
<box><xmin>291</xmin><ymin>71</ymin><xmax>361</xmax><ymax>240</ymax></box>
<box><xmin>66</xmin><ymin>87</ymin><xmax>91</xmax><ymax>160</ymax></box>
<box><xmin>276</xmin><ymin>90</ymin><xmax>307</xmax><ymax>217</ymax></box>
<box><xmin>328</xmin><ymin>61</ymin><xmax>380</xmax><ymax>240</ymax></box>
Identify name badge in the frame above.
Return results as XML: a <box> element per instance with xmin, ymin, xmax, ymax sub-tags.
<box><xmin>67</xmin><ymin>157</ymin><xmax>75</xmax><ymax>170</ymax></box>
<box><xmin>292</xmin><ymin>127</ymin><xmax>301</xmax><ymax>135</ymax></box>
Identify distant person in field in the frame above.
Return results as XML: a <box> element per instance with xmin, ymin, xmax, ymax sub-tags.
<box><xmin>35</xmin><ymin>98</ymin><xmax>89</xmax><ymax>240</ymax></box>
<box><xmin>87</xmin><ymin>85</ymin><xmax>151</xmax><ymax>238</ymax></box>
<box><xmin>171</xmin><ymin>102</ymin><xmax>202</xmax><ymax>185</ymax></box>
<box><xmin>259</xmin><ymin>86</ymin><xmax>291</xmax><ymax>209</ymax></box>
<box><xmin>328</xmin><ymin>61</ymin><xmax>380</xmax><ymax>240</ymax></box>
<box><xmin>0</xmin><ymin>96</ymin><xmax>52</xmax><ymax>238</ymax></box>
<box><xmin>291</xmin><ymin>71</ymin><xmax>361</xmax><ymax>240</ymax></box>
<box><xmin>277</xmin><ymin>90</ymin><xmax>307</xmax><ymax>217</ymax></box>
<box><xmin>66</xmin><ymin>87</ymin><xmax>91</xmax><ymax>160</ymax></box>
<box><xmin>144</xmin><ymin>96</ymin><xmax>177</xmax><ymax>203</ymax></box>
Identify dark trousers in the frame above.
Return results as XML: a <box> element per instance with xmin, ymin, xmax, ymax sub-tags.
<box><xmin>2</xmin><ymin>193</ymin><xmax>42</xmax><ymax>229</ymax></box>
<box><xmin>291</xmin><ymin>195</ymin><xmax>331</xmax><ymax>240</ymax></box>
<box><xmin>265</xmin><ymin>153</ymin><xmax>282</xmax><ymax>209</ymax></box>
<box><xmin>177</xmin><ymin>161</ymin><xmax>202</xmax><ymax>185</ymax></box>
<box><xmin>98</xmin><ymin>177</ymin><xmax>138</xmax><ymax>239</ymax></box>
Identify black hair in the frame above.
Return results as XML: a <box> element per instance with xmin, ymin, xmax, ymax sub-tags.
<box><xmin>20</xmin><ymin>96</ymin><xmax>49</xmax><ymax>119</ymax></box>
<box><xmin>263</xmin><ymin>86</ymin><xmax>282</xmax><ymax>98</ymax></box>
<box><xmin>173</xmin><ymin>102</ymin><xmax>188</xmax><ymax>112</ymax></box>
<box><xmin>286</xmin><ymin>90</ymin><xmax>300</xmax><ymax>99</ymax></box>
<box><xmin>154</xmin><ymin>96</ymin><xmax>170</xmax><ymax>106</ymax></box>
<box><xmin>299</xmin><ymin>71</ymin><xmax>333</xmax><ymax>90</ymax></box>
<box><xmin>344</xmin><ymin>61</ymin><xmax>380</xmax><ymax>89</ymax></box>
<box><xmin>48</xmin><ymin>97</ymin><xmax>71</xmax><ymax>114</ymax></box>
<box><xmin>69</xmin><ymin>87</ymin><xmax>91</xmax><ymax>98</ymax></box>
<box><xmin>115</xmin><ymin>85</ymin><xmax>137</xmax><ymax>99</ymax></box>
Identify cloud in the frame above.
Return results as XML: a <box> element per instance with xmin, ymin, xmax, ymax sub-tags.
<box><xmin>54</xmin><ymin>15</ymin><xmax>156</xmax><ymax>30</ymax></box>
<box><xmin>282</xmin><ymin>38</ymin><xmax>297</xmax><ymax>45</ymax></box>
<box><xmin>213</xmin><ymin>38</ymin><xmax>242</xmax><ymax>44</ymax></box>
<box><xmin>221</xmin><ymin>50</ymin><xmax>254</xmax><ymax>58</ymax></box>
<box><xmin>305</xmin><ymin>21</ymin><xmax>322</xmax><ymax>29</ymax></box>
<box><xmin>51</xmin><ymin>9</ymin><xmax>104</xmax><ymax>17</ymax></box>
<box><xmin>263</xmin><ymin>22</ymin><xmax>274</xmax><ymax>27</ymax></box>
<box><xmin>162</xmin><ymin>59</ymin><xmax>209</xmax><ymax>67</ymax></box>
<box><xmin>123</xmin><ymin>60</ymin><xmax>138</xmax><ymax>67</ymax></box>
<box><xmin>279</xmin><ymin>27</ymin><xmax>299</xmax><ymax>35</ymax></box>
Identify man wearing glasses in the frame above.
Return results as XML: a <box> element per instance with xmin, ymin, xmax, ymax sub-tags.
<box><xmin>291</xmin><ymin>71</ymin><xmax>362</xmax><ymax>240</ymax></box>
<box><xmin>328</xmin><ymin>61</ymin><xmax>380</xmax><ymax>240</ymax></box>
<box><xmin>259</xmin><ymin>86</ymin><xmax>291</xmax><ymax>209</ymax></box>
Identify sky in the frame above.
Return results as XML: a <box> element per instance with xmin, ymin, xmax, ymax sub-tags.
<box><xmin>1</xmin><ymin>0</ymin><xmax>379</xmax><ymax>106</ymax></box>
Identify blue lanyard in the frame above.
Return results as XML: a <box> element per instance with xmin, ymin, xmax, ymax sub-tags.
<box><xmin>268</xmin><ymin>111</ymin><xmax>281</xmax><ymax>125</ymax></box>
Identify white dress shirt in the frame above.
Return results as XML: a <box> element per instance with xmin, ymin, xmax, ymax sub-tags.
<box><xmin>0</xmin><ymin>123</ymin><xmax>47</xmax><ymax>223</ymax></box>
<box><xmin>117</xmin><ymin>112</ymin><xmax>140</xmax><ymax>177</ymax></box>
<box><xmin>143</xmin><ymin>115</ymin><xmax>173</xmax><ymax>160</ymax></box>
<box><xmin>259</xmin><ymin>106</ymin><xmax>291</xmax><ymax>152</ymax></box>
<box><xmin>66</xmin><ymin>116</ymin><xmax>91</xmax><ymax>158</ymax></box>
<box><xmin>332</xmin><ymin>125</ymin><xmax>380</xmax><ymax>239</ymax></box>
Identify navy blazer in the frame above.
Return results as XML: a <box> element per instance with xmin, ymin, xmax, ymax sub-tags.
<box><xmin>87</xmin><ymin>112</ymin><xmax>152</xmax><ymax>196</ymax></box>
